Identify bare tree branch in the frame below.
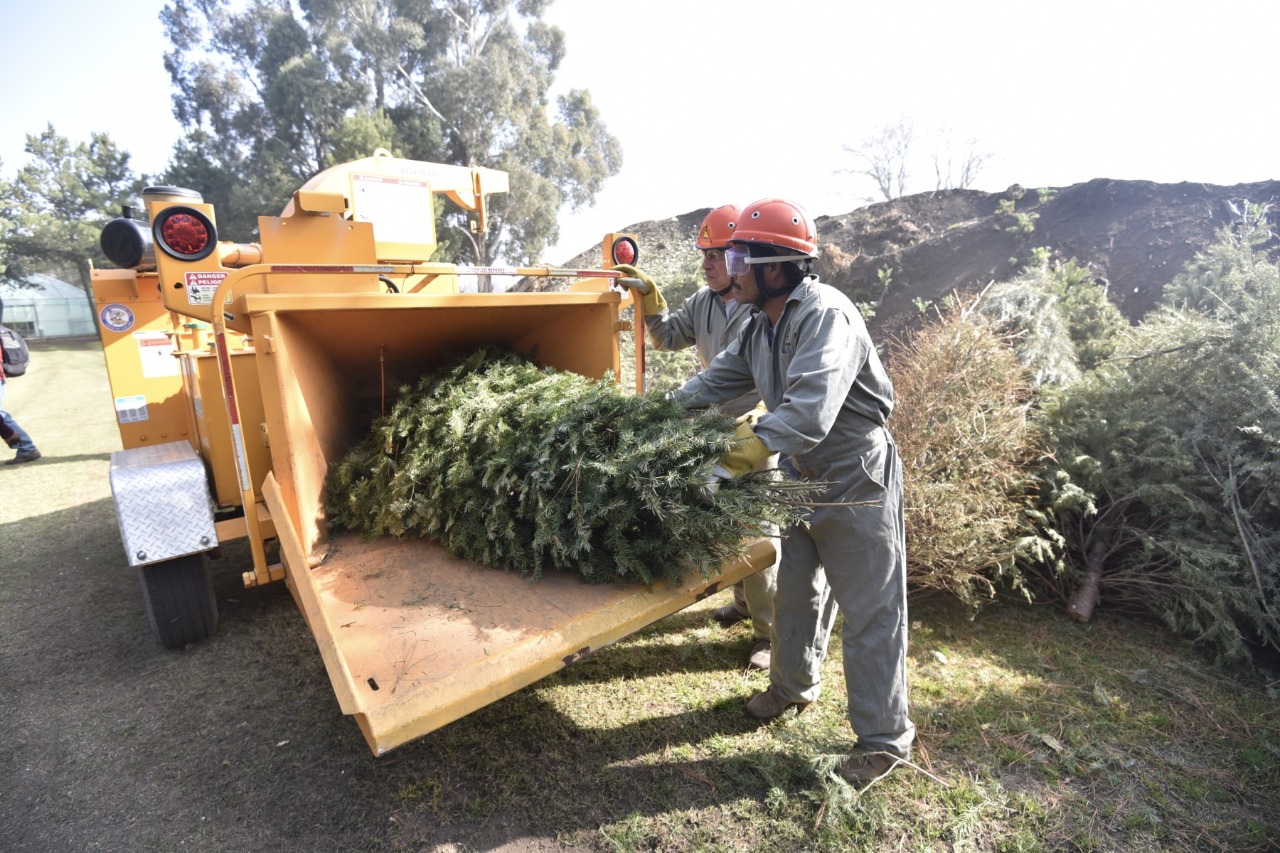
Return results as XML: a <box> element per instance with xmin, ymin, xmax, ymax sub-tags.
<box><xmin>841</xmin><ymin>119</ymin><xmax>914</xmax><ymax>201</ymax></box>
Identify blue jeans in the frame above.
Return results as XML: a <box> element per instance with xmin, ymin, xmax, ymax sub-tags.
<box><xmin>0</xmin><ymin>379</ymin><xmax>37</xmax><ymax>455</ymax></box>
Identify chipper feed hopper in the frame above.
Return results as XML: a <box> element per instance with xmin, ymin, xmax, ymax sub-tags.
<box><xmin>91</xmin><ymin>151</ymin><xmax>776</xmax><ymax>755</ymax></box>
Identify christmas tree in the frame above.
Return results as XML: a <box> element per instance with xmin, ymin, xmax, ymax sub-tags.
<box><xmin>326</xmin><ymin>347</ymin><xmax>812</xmax><ymax>585</ymax></box>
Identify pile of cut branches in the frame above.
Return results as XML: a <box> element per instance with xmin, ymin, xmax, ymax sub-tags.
<box><xmin>326</xmin><ymin>347</ymin><xmax>812</xmax><ymax>585</ymax></box>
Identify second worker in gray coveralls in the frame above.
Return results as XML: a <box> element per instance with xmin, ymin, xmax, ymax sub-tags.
<box><xmin>613</xmin><ymin>205</ymin><xmax>778</xmax><ymax>671</ymax></box>
<box><xmin>670</xmin><ymin>198</ymin><xmax>915</xmax><ymax>788</ymax></box>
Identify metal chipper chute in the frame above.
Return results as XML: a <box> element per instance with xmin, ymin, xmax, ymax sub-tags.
<box><xmin>244</xmin><ymin>289</ymin><xmax>777</xmax><ymax>755</ymax></box>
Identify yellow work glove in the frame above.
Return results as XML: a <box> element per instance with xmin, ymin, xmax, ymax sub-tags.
<box><xmin>612</xmin><ymin>264</ymin><xmax>667</xmax><ymax>315</ymax></box>
<box><xmin>717</xmin><ymin>419</ymin><xmax>773</xmax><ymax>479</ymax></box>
<box><xmin>737</xmin><ymin>400</ymin><xmax>768</xmax><ymax>428</ymax></box>
<box><xmin>703</xmin><ymin>408</ymin><xmax>772</xmax><ymax>499</ymax></box>
<box><xmin>704</xmin><ymin>420</ymin><xmax>772</xmax><ymax>498</ymax></box>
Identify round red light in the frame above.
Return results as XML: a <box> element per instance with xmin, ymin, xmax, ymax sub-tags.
<box><xmin>161</xmin><ymin>214</ymin><xmax>210</xmax><ymax>255</ymax></box>
<box><xmin>153</xmin><ymin>206</ymin><xmax>218</xmax><ymax>261</ymax></box>
<box><xmin>612</xmin><ymin>237</ymin><xmax>637</xmax><ymax>266</ymax></box>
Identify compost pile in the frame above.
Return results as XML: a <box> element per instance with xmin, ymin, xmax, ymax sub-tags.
<box><xmin>326</xmin><ymin>347</ymin><xmax>811</xmax><ymax>585</ymax></box>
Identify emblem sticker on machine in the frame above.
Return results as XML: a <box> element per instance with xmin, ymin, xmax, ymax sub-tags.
<box><xmin>185</xmin><ymin>271</ymin><xmax>228</xmax><ymax>306</ymax></box>
<box><xmin>100</xmin><ymin>303</ymin><xmax>135</xmax><ymax>333</ymax></box>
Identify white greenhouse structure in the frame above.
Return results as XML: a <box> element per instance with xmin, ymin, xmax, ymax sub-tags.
<box><xmin>0</xmin><ymin>273</ymin><xmax>97</xmax><ymax>339</ymax></box>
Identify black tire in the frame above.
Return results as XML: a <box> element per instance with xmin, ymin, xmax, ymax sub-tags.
<box><xmin>138</xmin><ymin>553</ymin><xmax>218</xmax><ymax>648</ymax></box>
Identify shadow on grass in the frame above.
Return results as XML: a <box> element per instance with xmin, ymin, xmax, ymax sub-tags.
<box><xmin>4</xmin><ymin>451</ymin><xmax>112</xmax><ymax>465</ymax></box>
<box><xmin>370</xmin><ymin>685</ymin><xmax>821</xmax><ymax>843</ymax></box>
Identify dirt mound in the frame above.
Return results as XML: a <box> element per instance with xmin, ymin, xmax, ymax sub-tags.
<box><xmin>552</xmin><ymin>178</ymin><xmax>1280</xmax><ymax>337</ymax></box>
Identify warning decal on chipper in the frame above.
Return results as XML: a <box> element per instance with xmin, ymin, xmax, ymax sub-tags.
<box><xmin>133</xmin><ymin>330</ymin><xmax>180</xmax><ymax>379</ymax></box>
<box><xmin>351</xmin><ymin>173</ymin><xmax>434</xmax><ymax>247</ymax></box>
<box><xmin>185</xmin><ymin>271</ymin><xmax>228</xmax><ymax>306</ymax></box>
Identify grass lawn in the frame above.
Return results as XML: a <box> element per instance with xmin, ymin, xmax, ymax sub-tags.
<box><xmin>1</xmin><ymin>338</ymin><xmax>1277</xmax><ymax>852</ymax></box>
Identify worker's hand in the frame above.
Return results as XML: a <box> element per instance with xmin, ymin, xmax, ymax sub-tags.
<box><xmin>720</xmin><ymin>419</ymin><xmax>772</xmax><ymax>477</ymax></box>
<box><xmin>737</xmin><ymin>400</ymin><xmax>768</xmax><ymax>429</ymax></box>
<box><xmin>612</xmin><ymin>264</ymin><xmax>667</xmax><ymax>315</ymax></box>
<box><xmin>704</xmin><ymin>420</ymin><xmax>772</xmax><ymax>496</ymax></box>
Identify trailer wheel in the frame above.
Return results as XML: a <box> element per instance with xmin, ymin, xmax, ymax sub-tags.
<box><xmin>138</xmin><ymin>553</ymin><xmax>218</xmax><ymax>649</ymax></box>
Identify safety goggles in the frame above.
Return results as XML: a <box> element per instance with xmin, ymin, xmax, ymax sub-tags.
<box><xmin>724</xmin><ymin>244</ymin><xmax>812</xmax><ymax>277</ymax></box>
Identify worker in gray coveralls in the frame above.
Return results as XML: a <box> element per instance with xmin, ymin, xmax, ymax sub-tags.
<box><xmin>669</xmin><ymin>197</ymin><xmax>915</xmax><ymax>789</ymax></box>
<box><xmin>613</xmin><ymin>204</ymin><xmax>778</xmax><ymax>672</ymax></box>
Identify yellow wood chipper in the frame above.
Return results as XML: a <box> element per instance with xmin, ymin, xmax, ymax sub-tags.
<box><xmin>89</xmin><ymin>150</ymin><xmax>776</xmax><ymax>755</ymax></box>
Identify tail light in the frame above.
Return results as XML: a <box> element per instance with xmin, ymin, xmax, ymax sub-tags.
<box><xmin>153</xmin><ymin>206</ymin><xmax>218</xmax><ymax>262</ymax></box>
<box><xmin>610</xmin><ymin>235</ymin><xmax>638</xmax><ymax>266</ymax></box>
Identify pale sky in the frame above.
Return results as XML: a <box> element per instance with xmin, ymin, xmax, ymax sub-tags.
<box><xmin>2</xmin><ymin>0</ymin><xmax>1276</xmax><ymax>263</ymax></box>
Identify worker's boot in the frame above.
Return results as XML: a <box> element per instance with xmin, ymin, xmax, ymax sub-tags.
<box><xmin>711</xmin><ymin>604</ymin><xmax>747</xmax><ymax>627</ymax></box>
<box><xmin>745</xmin><ymin>687</ymin><xmax>808</xmax><ymax>720</ymax></box>
<box><xmin>837</xmin><ymin>751</ymin><xmax>903</xmax><ymax>789</ymax></box>
<box><xmin>748</xmin><ymin>639</ymin><xmax>770</xmax><ymax>671</ymax></box>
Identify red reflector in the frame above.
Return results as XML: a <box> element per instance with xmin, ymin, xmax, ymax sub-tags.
<box><xmin>161</xmin><ymin>214</ymin><xmax>210</xmax><ymax>255</ymax></box>
<box><xmin>612</xmin><ymin>237</ymin><xmax>637</xmax><ymax>266</ymax></box>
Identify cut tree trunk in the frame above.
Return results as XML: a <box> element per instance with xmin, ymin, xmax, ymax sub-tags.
<box><xmin>1067</xmin><ymin>539</ymin><xmax>1106</xmax><ymax>623</ymax></box>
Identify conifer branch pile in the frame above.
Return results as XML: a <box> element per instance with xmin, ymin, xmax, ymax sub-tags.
<box><xmin>326</xmin><ymin>347</ymin><xmax>814</xmax><ymax>585</ymax></box>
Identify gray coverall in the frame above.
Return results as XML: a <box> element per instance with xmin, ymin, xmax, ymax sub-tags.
<box><xmin>646</xmin><ymin>286</ymin><xmax>777</xmax><ymax>639</ymax></box>
<box><xmin>671</xmin><ymin>277</ymin><xmax>914</xmax><ymax>757</ymax></box>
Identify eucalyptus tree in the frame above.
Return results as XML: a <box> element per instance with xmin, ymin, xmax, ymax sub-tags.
<box><xmin>161</xmin><ymin>0</ymin><xmax>620</xmax><ymax>275</ymax></box>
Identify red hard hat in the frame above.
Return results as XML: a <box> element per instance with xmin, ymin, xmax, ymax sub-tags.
<box><xmin>730</xmin><ymin>198</ymin><xmax>817</xmax><ymax>256</ymax></box>
<box><xmin>695</xmin><ymin>205</ymin><xmax>742</xmax><ymax>250</ymax></box>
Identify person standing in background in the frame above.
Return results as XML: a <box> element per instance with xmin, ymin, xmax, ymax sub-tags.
<box><xmin>0</xmin><ymin>332</ymin><xmax>40</xmax><ymax>465</ymax></box>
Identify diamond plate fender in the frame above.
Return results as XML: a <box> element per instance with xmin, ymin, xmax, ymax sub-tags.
<box><xmin>110</xmin><ymin>441</ymin><xmax>219</xmax><ymax>568</ymax></box>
